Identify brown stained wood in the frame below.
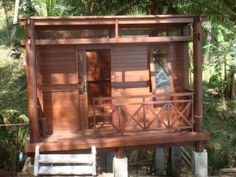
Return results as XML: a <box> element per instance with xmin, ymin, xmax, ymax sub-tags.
<box><xmin>43</xmin><ymin>91</ymin><xmax>79</xmax><ymax>134</ymax></box>
<box><xmin>24</xmin><ymin>19</ymin><xmax>40</xmax><ymax>143</ymax></box>
<box><xmin>193</xmin><ymin>16</ymin><xmax>204</xmax><ymax>152</ymax></box>
<box><xmin>38</xmin><ymin>46</ymin><xmax>75</xmax><ymax>55</ymax></box>
<box><xmin>182</xmin><ymin>25</ymin><xmax>190</xmax><ymax>90</ymax></box>
<box><xmin>41</xmin><ymin>84</ymin><xmax>77</xmax><ymax>92</ymax></box>
<box><xmin>42</xmin><ymin>74</ymin><xmax>77</xmax><ymax>85</ymax></box>
<box><xmin>112</xmin><ymin>82</ymin><xmax>149</xmax><ymax>88</ymax></box>
<box><xmin>112</xmin><ymin>46</ymin><xmax>150</xmax><ymax>131</ymax></box>
<box><xmin>112</xmin><ymin>70</ymin><xmax>149</xmax><ymax>82</ymax></box>
<box><xmin>22</xmin><ymin>15</ymin><xmax>200</xmax><ymax>20</ymax></box>
<box><xmin>21</xmin><ymin>16</ymin><xmax>196</xmax><ymax>26</ymax></box>
<box><xmin>33</xmin><ymin>24</ymin><xmax>184</xmax><ymax>34</ymax></box>
<box><xmin>79</xmin><ymin>94</ymin><xmax>88</xmax><ymax>130</ymax></box>
<box><xmin>93</xmin><ymin>92</ymin><xmax>194</xmax><ymax>133</ymax></box>
<box><xmin>116</xmin><ymin>147</ymin><xmax>125</xmax><ymax>158</ymax></box>
<box><xmin>35</xmin><ymin>36</ymin><xmax>192</xmax><ymax>45</ymax></box>
<box><xmin>115</xmin><ymin>19</ymin><xmax>119</xmax><ymax>38</ymax></box>
<box><xmin>38</xmin><ymin>45</ymin><xmax>80</xmax><ymax>134</ymax></box>
<box><xmin>24</xmin><ymin>131</ymin><xmax>209</xmax><ymax>154</ymax></box>
<box><xmin>21</xmin><ymin>15</ymin><xmax>207</xmax><ymax>153</ymax></box>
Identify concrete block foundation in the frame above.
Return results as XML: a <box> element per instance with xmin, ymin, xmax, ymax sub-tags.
<box><xmin>113</xmin><ymin>157</ymin><xmax>128</xmax><ymax>177</ymax></box>
<box><xmin>192</xmin><ymin>149</ymin><xmax>208</xmax><ymax>177</ymax></box>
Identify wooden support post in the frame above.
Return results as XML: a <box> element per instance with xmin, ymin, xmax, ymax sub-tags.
<box><xmin>115</xmin><ymin>19</ymin><xmax>119</xmax><ymax>39</ymax></box>
<box><xmin>193</xmin><ymin>16</ymin><xmax>203</xmax><ymax>152</ymax></box>
<box><xmin>24</xmin><ymin>19</ymin><xmax>40</xmax><ymax>143</ymax></box>
<box><xmin>115</xmin><ymin>147</ymin><xmax>125</xmax><ymax>158</ymax></box>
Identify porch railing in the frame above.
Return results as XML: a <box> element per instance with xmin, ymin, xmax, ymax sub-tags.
<box><xmin>92</xmin><ymin>92</ymin><xmax>194</xmax><ymax>135</ymax></box>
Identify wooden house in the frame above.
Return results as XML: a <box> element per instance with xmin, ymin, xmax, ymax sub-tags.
<box><xmin>20</xmin><ymin>15</ymin><xmax>209</xmax><ymax>156</ymax></box>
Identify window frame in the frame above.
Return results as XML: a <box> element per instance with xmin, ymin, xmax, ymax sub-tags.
<box><xmin>149</xmin><ymin>45</ymin><xmax>173</xmax><ymax>93</ymax></box>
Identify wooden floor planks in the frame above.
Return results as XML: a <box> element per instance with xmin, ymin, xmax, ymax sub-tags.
<box><xmin>24</xmin><ymin>129</ymin><xmax>209</xmax><ymax>154</ymax></box>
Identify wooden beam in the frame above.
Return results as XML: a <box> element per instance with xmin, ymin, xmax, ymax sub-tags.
<box><xmin>30</xmin><ymin>18</ymin><xmax>193</xmax><ymax>26</ymax></box>
<box><xmin>35</xmin><ymin>36</ymin><xmax>193</xmax><ymax>45</ymax></box>
<box><xmin>24</xmin><ymin>19</ymin><xmax>40</xmax><ymax>143</ymax></box>
<box><xmin>23</xmin><ymin>15</ymin><xmax>200</xmax><ymax>20</ymax></box>
<box><xmin>33</xmin><ymin>23</ymin><xmax>183</xmax><ymax>31</ymax></box>
<box><xmin>24</xmin><ymin>131</ymin><xmax>209</xmax><ymax>154</ymax></box>
<box><xmin>116</xmin><ymin>147</ymin><xmax>126</xmax><ymax>158</ymax></box>
<box><xmin>193</xmin><ymin>16</ymin><xmax>203</xmax><ymax>152</ymax></box>
<box><xmin>20</xmin><ymin>15</ymin><xmax>198</xmax><ymax>26</ymax></box>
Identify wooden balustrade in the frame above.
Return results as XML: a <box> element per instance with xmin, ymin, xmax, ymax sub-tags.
<box><xmin>92</xmin><ymin>92</ymin><xmax>194</xmax><ymax>135</ymax></box>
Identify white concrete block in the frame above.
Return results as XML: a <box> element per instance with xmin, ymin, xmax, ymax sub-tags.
<box><xmin>113</xmin><ymin>157</ymin><xmax>128</xmax><ymax>177</ymax></box>
<box><xmin>192</xmin><ymin>149</ymin><xmax>208</xmax><ymax>177</ymax></box>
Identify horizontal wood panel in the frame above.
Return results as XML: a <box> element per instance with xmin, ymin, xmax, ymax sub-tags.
<box><xmin>38</xmin><ymin>45</ymin><xmax>77</xmax><ymax>92</ymax></box>
<box><xmin>35</xmin><ymin>36</ymin><xmax>192</xmax><ymax>45</ymax></box>
<box><xmin>44</xmin><ymin>103</ymin><xmax>78</xmax><ymax>110</ymax></box>
<box><xmin>113</xmin><ymin>51</ymin><xmax>147</xmax><ymax>57</ymax></box>
<box><xmin>37</xmin><ymin>46</ymin><xmax>76</xmax><ymax>55</ymax></box>
<box><xmin>112</xmin><ymin>81</ymin><xmax>149</xmax><ymax>88</ymax></box>
<box><xmin>112</xmin><ymin>67</ymin><xmax>148</xmax><ymax>71</ymax></box>
<box><xmin>28</xmin><ymin>17</ymin><xmax>194</xmax><ymax>26</ymax></box>
<box><xmin>40</xmin><ymin>60</ymin><xmax>75</xmax><ymax>66</ymax></box>
<box><xmin>112</xmin><ymin>45</ymin><xmax>148</xmax><ymax>75</ymax></box>
<box><xmin>41</xmin><ymin>84</ymin><xmax>77</xmax><ymax>92</ymax></box>
<box><xmin>112</xmin><ymin>58</ymin><xmax>147</xmax><ymax>64</ymax></box>
<box><xmin>112</xmin><ymin>87</ymin><xmax>149</xmax><ymax>97</ymax></box>
<box><xmin>43</xmin><ymin>91</ymin><xmax>79</xmax><ymax>133</ymax></box>
<box><xmin>39</xmin><ymin>55</ymin><xmax>75</xmax><ymax>61</ymax></box>
<box><xmin>112</xmin><ymin>70</ymin><xmax>149</xmax><ymax>82</ymax></box>
<box><xmin>113</xmin><ymin>63</ymin><xmax>147</xmax><ymax>68</ymax></box>
<box><xmin>42</xmin><ymin>73</ymin><xmax>77</xmax><ymax>85</ymax></box>
<box><xmin>41</xmin><ymin>65</ymin><xmax>76</xmax><ymax>73</ymax></box>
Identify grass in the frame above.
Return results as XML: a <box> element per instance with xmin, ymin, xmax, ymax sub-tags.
<box><xmin>203</xmin><ymin>91</ymin><xmax>236</xmax><ymax>175</ymax></box>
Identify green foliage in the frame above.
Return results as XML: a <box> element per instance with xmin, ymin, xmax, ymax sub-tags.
<box><xmin>203</xmin><ymin>94</ymin><xmax>236</xmax><ymax>174</ymax></box>
<box><xmin>0</xmin><ymin>0</ymin><xmax>236</xmax><ymax>174</ymax></box>
<box><xmin>0</xmin><ymin>49</ymin><xmax>27</xmax><ymax>113</ymax></box>
<box><xmin>0</xmin><ymin>46</ymin><xmax>29</xmax><ymax>172</ymax></box>
<box><xmin>28</xmin><ymin>0</ymin><xmax>74</xmax><ymax>16</ymax></box>
<box><xmin>207</xmin><ymin>73</ymin><xmax>223</xmax><ymax>89</ymax></box>
<box><xmin>0</xmin><ymin>110</ymin><xmax>29</xmax><ymax>172</ymax></box>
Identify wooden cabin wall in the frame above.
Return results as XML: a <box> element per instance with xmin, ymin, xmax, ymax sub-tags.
<box><xmin>111</xmin><ymin>45</ymin><xmax>149</xmax><ymax>129</ymax></box>
<box><xmin>110</xmin><ymin>43</ymin><xmax>189</xmax><ymax>130</ymax></box>
<box><xmin>37</xmin><ymin>45</ymin><xmax>80</xmax><ymax>134</ymax></box>
<box><xmin>169</xmin><ymin>43</ymin><xmax>190</xmax><ymax>127</ymax></box>
<box><xmin>111</xmin><ymin>45</ymin><xmax>149</xmax><ymax>95</ymax></box>
<box><xmin>34</xmin><ymin>42</ymin><xmax>189</xmax><ymax>134</ymax></box>
<box><xmin>35</xmin><ymin>51</ymin><xmax>44</xmax><ymax>137</ymax></box>
<box><xmin>169</xmin><ymin>43</ymin><xmax>186</xmax><ymax>92</ymax></box>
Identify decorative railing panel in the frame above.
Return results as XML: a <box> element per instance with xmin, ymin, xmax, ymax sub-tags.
<box><xmin>93</xmin><ymin>92</ymin><xmax>193</xmax><ymax>135</ymax></box>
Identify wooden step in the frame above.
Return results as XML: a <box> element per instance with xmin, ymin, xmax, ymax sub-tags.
<box><xmin>38</xmin><ymin>165</ymin><xmax>93</xmax><ymax>175</ymax></box>
<box><xmin>39</xmin><ymin>154</ymin><xmax>93</xmax><ymax>164</ymax></box>
<box><xmin>34</xmin><ymin>145</ymin><xmax>96</xmax><ymax>176</ymax></box>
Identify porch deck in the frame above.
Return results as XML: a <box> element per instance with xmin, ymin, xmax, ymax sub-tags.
<box><xmin>25</xmin><ymin>92</ymin><xmax>210</xmax><ymax>154</ymax></box>
<box><xmin>24</xmin><ymin>129</ymin><xmax>209</xmax><ymax>154</ymax></box>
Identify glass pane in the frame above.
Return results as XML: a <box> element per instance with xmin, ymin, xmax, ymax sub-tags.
<box><xmin>152</xmin><ymin>48</ymin><xmax>170</xmax><ymax>90</ymax></box>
